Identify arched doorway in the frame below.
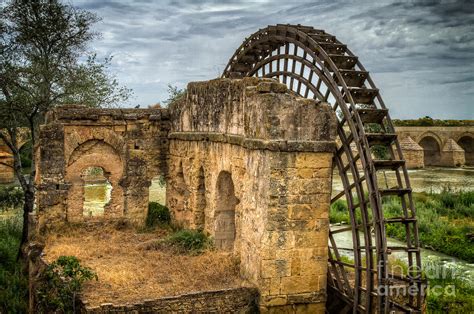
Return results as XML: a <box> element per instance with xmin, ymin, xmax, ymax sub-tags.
<box><xmin>65</xmin><ymin>140</ymin><xmax>124</xmax><ymax>221</ymax></box>
<box><xmin>214</xmin><ymin>171</ymin><xmax>238</xmax><ymax>251</ymax></box>
<box><xmin>419</xmin><ymin>136</ymin><xmax>441</xmax><ymax>166</ymax></box>
<box><xmin>81</xmin><ymin>166</ymin><xmax>112</xmax><ymax>217</ymax></box>
<box><xmin>458</xmin><ymin>136</ymin><xmax>473</xmax><ymax>166</ymax></box>
<box><xmin>149</xmin><ymin>174</ymin><xmax>167</xmax><ymax>206</ymax></box>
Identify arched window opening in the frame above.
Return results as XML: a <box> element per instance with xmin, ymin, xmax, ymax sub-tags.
<box><xmin>214</xmin><ymin>171</ymin><xmax>238</xmax><ymax>251</ymax></box>
<box><xmin>419</xmin><ymin>136</ymin><xmax>441</xmax><ymax>166</ymax></box>
<box><xmin>82</xmin><ymin>166</ymin><xmax>112</xmax><ymax>217</ymax></box>
<box><xmin>149</xmin><ymin>175</ymin><xmax>166</xmax><ymax>206</ymax></box>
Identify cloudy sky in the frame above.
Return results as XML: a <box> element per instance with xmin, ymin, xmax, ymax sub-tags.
<box><xmin>73</xmin><ymin>0</ymin><xmax>474</xmax><ymax>119</ymax></box>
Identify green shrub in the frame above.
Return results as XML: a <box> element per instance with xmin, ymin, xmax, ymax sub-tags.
<box><xmin>330</xmin><ymin>200</ymin><xmax>349</xmax><ymax>224</ymax></box>
<box><xmin>425</xmin><ymin>266</ymin><xmax>474</xmax><ymax>313</ymax></box>
<box><xmin>163</xmin><ymin>229</ymin><xmax>212</xmax><ymax>253</ymax></box>
<box><xmin>331</xmin><ymin>190</ymin><xmax>474</xmax><ymax>262</ymax></box>
<box><xmin>36</xmin><ymin>256</ymin><xmax>97</xmax><ymax>313</ymax></box>
<box><xmin>146</xmin><ymin>202</ymin><xmax>171</xmax><ymax>227</ymax></box>
<box><xmin>0</xmin><ymin>186</ymin><xmax>24</xmax><ymax>211</ymax></box>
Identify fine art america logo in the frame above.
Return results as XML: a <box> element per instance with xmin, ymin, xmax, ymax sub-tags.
<box><xmin>375</xmin><ymin>259</ymin><xmax>462</xmax><ymax>297</ymax></box>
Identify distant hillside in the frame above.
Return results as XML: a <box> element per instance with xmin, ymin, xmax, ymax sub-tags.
<box><xmin>393</xmin><ymin>117</ymin><xmax>474</xmax><ymax>127</ymax></box>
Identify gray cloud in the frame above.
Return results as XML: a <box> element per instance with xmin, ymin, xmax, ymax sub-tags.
<box><xmin>73</xmin><ymin>0</ymin><xmax>474</xmax><ymax>119</ymax></box>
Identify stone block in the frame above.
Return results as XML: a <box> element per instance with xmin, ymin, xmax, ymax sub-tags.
<box><xmin>280</xmin><ymin>275</ymin><xmax>319</xmax><ymax>294</ymax></box>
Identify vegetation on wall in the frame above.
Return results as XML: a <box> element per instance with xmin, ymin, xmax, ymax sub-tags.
<box><xmin>393</xmin><ymin>116</ymin><xmax>474</xmax><ymax>127</ymax></box>
<box><xmin>162</xmin><ymin>84</ymin><xmax>186</xmax><ymax>107</ymax></box>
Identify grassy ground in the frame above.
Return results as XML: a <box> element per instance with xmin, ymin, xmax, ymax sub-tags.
<box><xmin>330</xmin><ymin>189</ymin><xmax>474</xmax><ymax>262</ymax></box>
<box><xmin>43</xmin><ymin>223</ymin><xmax>242</xmax><ymax>307</ymax></box>
<box><xmin>330</xmin><ymin>189</ymin><xmax>474</xmax><ymax>312</ymax></box>
<box><xmin>0</xmin><ymin>210</ymin><xmax>28</xmax><ymax>313</ymax></box>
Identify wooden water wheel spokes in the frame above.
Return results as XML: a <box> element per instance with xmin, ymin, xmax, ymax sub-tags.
<box><xmin>223</xmin><ymin>24</ymin><xmax>424</xmax><ymax>313</ymax></box>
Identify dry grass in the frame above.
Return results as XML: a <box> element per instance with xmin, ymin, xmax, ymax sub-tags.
<box><xmin>43</xmin><ymin>223</ymin><xmax>243</xmax><ymax>306</ymax></box>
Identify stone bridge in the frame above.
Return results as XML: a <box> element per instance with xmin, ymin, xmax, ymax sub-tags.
<box><xmin>396</xmin><ymin>126</ymin><xmax>474</xmax><ymax>168</ymax></box>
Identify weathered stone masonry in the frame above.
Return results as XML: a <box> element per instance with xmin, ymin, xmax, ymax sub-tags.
<box><xmin>167</xmin><ymin>77</ymin><xmax>337</xmax><ymax>312</ymax></box>
<box><xmin>35</xmin><ymin>106</ymin><xmax>169</xmax><ymax>229</ymax></box>
<box><xmin>34</xmin><ymin>77</ymin><xmax>338</xmax><ymax>313</ymax></box>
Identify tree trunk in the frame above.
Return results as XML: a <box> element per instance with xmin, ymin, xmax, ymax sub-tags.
<box><xmin>19</xmin><ymin>188</ymin><xmax>35</xmax><ymax>259</ymax></box>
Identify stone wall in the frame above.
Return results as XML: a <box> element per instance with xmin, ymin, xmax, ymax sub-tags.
<box><xmin>168</xmin><ymin>77</ymin><xmax>337</xmax><ymax>313</ymax></box>
<box><xmin>35</xmin><ymin>106</ymin><xmax>170</xmax><ymax>229</ymax></box>
<box><xmin>79</xmin><ymin>288</ymin><xmax>258</xmax><ymax>313</ymax></box>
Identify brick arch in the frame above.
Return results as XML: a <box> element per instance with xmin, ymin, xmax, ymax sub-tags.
<box><xmin>65</xmin><ymin>140</ymin><xmax>124</xmax><ymax>222</ymax></box>
<box><xmin>64</xmin><ymin>127</ymin><xmax>125</xmax><ymax>165</ymax></box>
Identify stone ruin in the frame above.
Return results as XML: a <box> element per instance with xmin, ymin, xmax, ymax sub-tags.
<box><xmin>32</xmin><ymin>77</ymin><xmax>338</xmax><ymax>312</ymax></box>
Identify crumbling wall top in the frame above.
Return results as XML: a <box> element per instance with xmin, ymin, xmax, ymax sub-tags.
<box><xmin>169</xmin><ymin>77</ymin><xmax>337</xmax><ymax>152</ymax></box>
<box><xmin>45</xmin><ymin>105</ymin><xmax>169</xmax><ymax>125</ymax></box>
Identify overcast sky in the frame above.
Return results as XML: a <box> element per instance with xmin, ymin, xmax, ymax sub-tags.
<box><xmin>73</xmin><ymin>0</ymin><xmax>474</xmax><ymax>119</ymax></box>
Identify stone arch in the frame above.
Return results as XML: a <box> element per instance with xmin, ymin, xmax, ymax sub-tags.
<box><xmin>457</xmin><ymin>134</ymin><xmax>474</xmax><ymax>166</ymax></box>
<box><xmin>65</xmin><ymin>140</ymin><xmax>124</xmax><ymax>222</ymax></box>
<box><xmin>214</xmin><ymin>171</ymin><xmax>239</xmax><ymax>251</ymax></box>
<box><xmin>418</xmin><ymin>135</ymin><xmax>441</xmax><ymax>166</ymax></box>
<box><xmin>416</xmin><ymin>131</ymin><xmax>443</xmax><ymax>149</ymax></box>
<box><xmin>64</xmin><ymin>127</ymin><xmax>125</xmax><ymax>165</ymax></box>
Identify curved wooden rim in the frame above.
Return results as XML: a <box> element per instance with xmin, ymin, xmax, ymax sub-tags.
<box><xmin>223</xmin><ymin>24</ymin><xmax>424</xmax><ymax>313</ymax></box>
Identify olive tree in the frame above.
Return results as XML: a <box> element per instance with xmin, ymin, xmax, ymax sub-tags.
<box><xmin>0</xmin><ymin>0</ymin><xmax>131</xmax><ymax>257</ymax></box>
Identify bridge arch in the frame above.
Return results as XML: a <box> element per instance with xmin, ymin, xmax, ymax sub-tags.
<box><xmin>417</xmin><ymin>132</ymin><xmax>442</xmax><ymax>166</ymax></box>
<box><xmin>456</xmin><ymin>133</ymin><xmax>474</xmax><ymax>166</ymax></box>
<box><xmin>223</xmin><ymin>24</ymin><xmax>423</xmax><ymax>313</ymax></box>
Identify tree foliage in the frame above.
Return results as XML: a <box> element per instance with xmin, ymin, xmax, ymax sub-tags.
<box><xmin>0</xmin><ymin>0</ymin><xmax>132</xmax><ymax>257</ymax></box>
<box><xmin>162</xmin><ymin>84</ymin><xmax>185</xmax><ymax>107</ymax></box>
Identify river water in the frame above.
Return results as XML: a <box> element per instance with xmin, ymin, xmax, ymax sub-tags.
<box><xmin>331</xmin><ymin>167</ymin><xmax>474</xmax><ymax>286</ymax></box>
<box><xmin>331</xmin><ymin>226</ymin><xmax>474</xmax><ymax>285</ymax></box>
<box><xmin>333</xmin><ymin>167</ymin><xmax>474</xmax><ymax>195</ymax></box>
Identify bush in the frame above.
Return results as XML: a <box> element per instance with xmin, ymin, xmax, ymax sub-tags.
<box><xmin>163</xmin><ymin>229</ymin><xmax>212</xmax><ymax>253</ymax></box>
<box><xmin>146</xmin><ymin>202</ymin><xmax>171</xmax><ymax>227</ymax></box>
<box><xmin>330</xmin><ymin>200</ymin><xmax>349</xmax><ymax>224</ymax></box>
<box><xmin>36</xmin><ymin>256</ymin><xmax>97</xmax><ymax>313</ymax></box>
<box><xmin>0</xmin><ymin>186</ymin><xmax>24</xmax><ymax>211</ymax></box>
